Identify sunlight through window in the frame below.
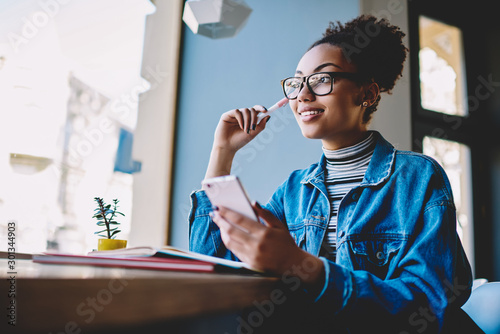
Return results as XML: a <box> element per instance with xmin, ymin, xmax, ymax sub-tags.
<box><xmin>419</xmin><ymin>16</ymin><xmax>468</xmax><ymax>116</ymax></box>
<box><xmin>0</xmin><ymin>0</ymin><xmax>155</xmax><ymax>254</ymax></box>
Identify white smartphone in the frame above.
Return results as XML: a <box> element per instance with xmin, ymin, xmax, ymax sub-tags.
<box><xmin>201</xmin><ymin>175</ymin><xmax>258</xmax><ymax>221</ymax></box>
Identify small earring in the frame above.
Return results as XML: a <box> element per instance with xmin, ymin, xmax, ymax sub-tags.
<box><xmin>362</xmin><ymin>101</ymin><xmax>368</xmax><ymax>107</ymax></box>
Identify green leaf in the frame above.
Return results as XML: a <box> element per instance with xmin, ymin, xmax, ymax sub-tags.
<box><xmin>110</xmin><ymin>230</ymin><xmax>121</xmax><ymax>237</ymax></box>
<box><xmin>108</xmin><ymin>221</ymin><xmax>120</xmax><ymax>225</ymax></box>
<box><xmin>94</xmin><ymin>229</ymin><xmax>108</xmax><ymax>234</ymax></box>
<box><xmin>93</xmin><ymin>214</ymin><xmax>103</xmax><ymax>219</ymax></box>
<box><xmin>96</xmin><ymin>222</ymin><xmax>106</xmax><ymax>226</ymax></box>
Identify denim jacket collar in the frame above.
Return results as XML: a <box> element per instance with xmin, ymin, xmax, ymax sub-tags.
<box><xmin>300</xmin><ymin>131</ymin><xmax>396</xmax><ymax>187</ymax></box>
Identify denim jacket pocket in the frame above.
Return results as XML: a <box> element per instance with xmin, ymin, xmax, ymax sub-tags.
<box><xmin>347</xmin><ymin>234</ymin><xmax>406</xmax><ymax>279</ymax></box>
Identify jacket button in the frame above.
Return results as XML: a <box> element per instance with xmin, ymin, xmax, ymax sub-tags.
<box><xmin>376</xmin><ymin>251</ymin><xmax>385</xmax><ymax>260</ymax></box>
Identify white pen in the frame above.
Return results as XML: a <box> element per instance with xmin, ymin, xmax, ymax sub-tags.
<box><xmin>256</xmin><ymin>97</ymin><xmax>289</xmax><ymax>124</ymax></box>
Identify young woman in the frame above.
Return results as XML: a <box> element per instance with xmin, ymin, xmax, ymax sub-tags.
<box><xmin>189</xmin><ymin>15</ymin><xmax>474</xmax><ymax>333</ymax></box>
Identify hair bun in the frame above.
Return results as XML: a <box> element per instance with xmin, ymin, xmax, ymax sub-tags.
<box><xmin>309</xmin><ymin>15</ymin><xmax>409</xmax><ymax>122</ymax></box>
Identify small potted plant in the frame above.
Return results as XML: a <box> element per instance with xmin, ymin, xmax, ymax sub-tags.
<box><xmin>93</xmin><ymin>197</ymin><xmax>127</xmax><ymax>251</ymax></box>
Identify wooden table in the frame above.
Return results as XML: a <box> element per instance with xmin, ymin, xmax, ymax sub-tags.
<box><xmin>0</xmin><ymin>258</ymin><xmax>281</xmax><ymax>334</ymax></box>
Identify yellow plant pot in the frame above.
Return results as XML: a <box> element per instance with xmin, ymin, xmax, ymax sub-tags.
<box><xmin>97</xmin><ymin>239</ymin><xmax>127</xmax><ymax>251</ymax></box>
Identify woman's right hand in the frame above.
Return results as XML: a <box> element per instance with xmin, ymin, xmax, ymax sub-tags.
<box><xmin>205</xmin><ymin>105</ymin><xmax>270</xmax><ymax>179</ymax></box>
<box><xmin>213</xmin><ymin>105</ymin><xmax>270</xmax><ymax>152</ymax></box>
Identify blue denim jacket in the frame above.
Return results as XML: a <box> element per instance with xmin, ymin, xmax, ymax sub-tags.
<box><xmin>188</xmin><ymin>131</ymin><xmax>472</xmax><ymax>333</ymax></box>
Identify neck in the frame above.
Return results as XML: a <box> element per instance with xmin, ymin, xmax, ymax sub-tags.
<box><xmin>322</xmin><ymin>130</ymin><xmax>369</xmax><ymax>151</ymax></box>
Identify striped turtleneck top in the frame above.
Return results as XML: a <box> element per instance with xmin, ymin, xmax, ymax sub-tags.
<box><xmin>320</xmin><ymin>132</ymin><xmax>376</xmax><ymax>260</ymax></box>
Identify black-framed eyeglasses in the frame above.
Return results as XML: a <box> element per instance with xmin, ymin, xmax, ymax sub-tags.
<box><xmin>281</xmin><ymin>72</ymin><xmax>362</xmax><ymax>100</ymax></box>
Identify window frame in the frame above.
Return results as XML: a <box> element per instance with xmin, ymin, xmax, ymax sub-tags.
<box><xmin>408</xmin><ymin>1</ymin><xmax>494</xmax><ymax>279</ymax></box>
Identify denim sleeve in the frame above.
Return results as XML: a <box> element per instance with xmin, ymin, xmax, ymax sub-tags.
<box><xmin>187</xmin><ymin>190</ymin><xmax>239</xmax><ymax>261</ymax></box>
<box><xmin>312</xmin><ymin>202</ymin><xmax>472</xmax><ymax>333</ymax></box>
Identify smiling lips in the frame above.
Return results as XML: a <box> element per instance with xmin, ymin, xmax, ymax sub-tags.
<box><xmin>298</xmin><ymin>107</ymin><xmax>325</xmax><ymax>118</ymax></box>
<box><xmin>300</xmin><ymin>110</ymin><xmax>324</xmax><ymax>116</ymax></box>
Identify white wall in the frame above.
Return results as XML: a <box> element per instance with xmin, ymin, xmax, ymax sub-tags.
<box><xmin>360</xmin><ymin>0</ymin><xmax>412</xmax><ymax>151</ymax></box>
<box><xmin>129</xmin><ymin>0</ymin><xmax>183</xmax><ymax>248</ymax></box>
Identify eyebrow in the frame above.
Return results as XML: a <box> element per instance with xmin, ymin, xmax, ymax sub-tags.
<box><xmin>295</xmin><ymin>62</ymin><xmax>342</xmax><ymax>75</ymax></box>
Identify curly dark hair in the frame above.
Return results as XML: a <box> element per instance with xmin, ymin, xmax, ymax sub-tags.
<box><xmin>309</xmin><ymin>15</ymin><xmax>408</xmax><ymax>123</ymax></box>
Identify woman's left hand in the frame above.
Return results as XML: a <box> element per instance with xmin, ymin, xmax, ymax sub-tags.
<box><xmin>210</xmin><ymin>203</ymin><xmax>324</xmax><ymax>283</ymax></box>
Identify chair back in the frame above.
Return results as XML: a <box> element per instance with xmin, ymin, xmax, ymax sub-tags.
<box><xmin>462</xmin><ymin>282</ymin><xmax>500</xmax><ymax>334</ymax></box>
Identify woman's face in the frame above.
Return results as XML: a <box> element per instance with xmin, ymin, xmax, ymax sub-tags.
<box><xmin>289</xmin><ymin>43</ymin><xmax>368</xmax><ymax>150</ymax></box>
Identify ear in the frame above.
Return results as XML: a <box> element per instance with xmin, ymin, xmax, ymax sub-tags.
<box><xmin>362</xmin><ymin>82</ymin><xmax>380</xmax><ymax>107</ymax></box>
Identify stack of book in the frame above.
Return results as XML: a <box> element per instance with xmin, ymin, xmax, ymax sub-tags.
<box><xmin>33</xmin><ymin>246</ymin><xmax>260</xmax><ymax>274</ymax></box>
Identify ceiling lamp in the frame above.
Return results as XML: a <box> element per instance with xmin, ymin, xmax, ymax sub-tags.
<box><xmin>182</xmin><ymin>0</ymin><xmax>252</xmax><ymax>39</ymax></box>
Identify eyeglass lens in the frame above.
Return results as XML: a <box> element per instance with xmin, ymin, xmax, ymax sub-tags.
<box><xmin>283</xmin><ymin>73</ymin><xmax>333</xmax><ymax>99</ymax></box>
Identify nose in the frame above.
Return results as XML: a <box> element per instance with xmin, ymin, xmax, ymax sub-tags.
<box><xmin>297</xmin><ymin>82</ymin><xmax>315</xmax><ymax>102</ymax></box>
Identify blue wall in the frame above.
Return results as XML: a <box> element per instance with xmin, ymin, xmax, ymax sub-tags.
<box><xmin>170</xmin><ymin>0</ymin><xmax>359</xmax><ymax>249</ymax></box>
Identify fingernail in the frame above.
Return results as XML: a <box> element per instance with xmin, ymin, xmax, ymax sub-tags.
<box><xmin>252</xmin><ymin>124</ymin><xmax>256</xmax><ymax>131</ymax></box>
<box><xmin>212</xmin><ymin>205</ymin><xmax>219</xmax><ymax>211</ymax></box>
<box><xmin>255</xmin><ymin>201</ymin><xmax>262</xmax><ymax>209</ymax></box>
<box><xmin>266</xmin><ymin>116</ymin><xmax>271</xmax><ymax>123</ymax></box>
<box><xmin>247</xmin><ymin>128</ymin><xmax>250</xmax><ymax>134</ymax></box>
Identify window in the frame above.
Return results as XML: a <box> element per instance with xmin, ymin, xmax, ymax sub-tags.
<box><xmin>419</xmin><ymin>15</ymin><xmax>468</xmax><ymax>116</ymax></box>
<box><xmin>410</xmin><ymin>12</ymin><xmax>479</xmax><ymax>275</ymax></box>
<box><xmin>0</xmin><ymin>0</ymin><xmax>154</xmax><ymax>254</ymax></box>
